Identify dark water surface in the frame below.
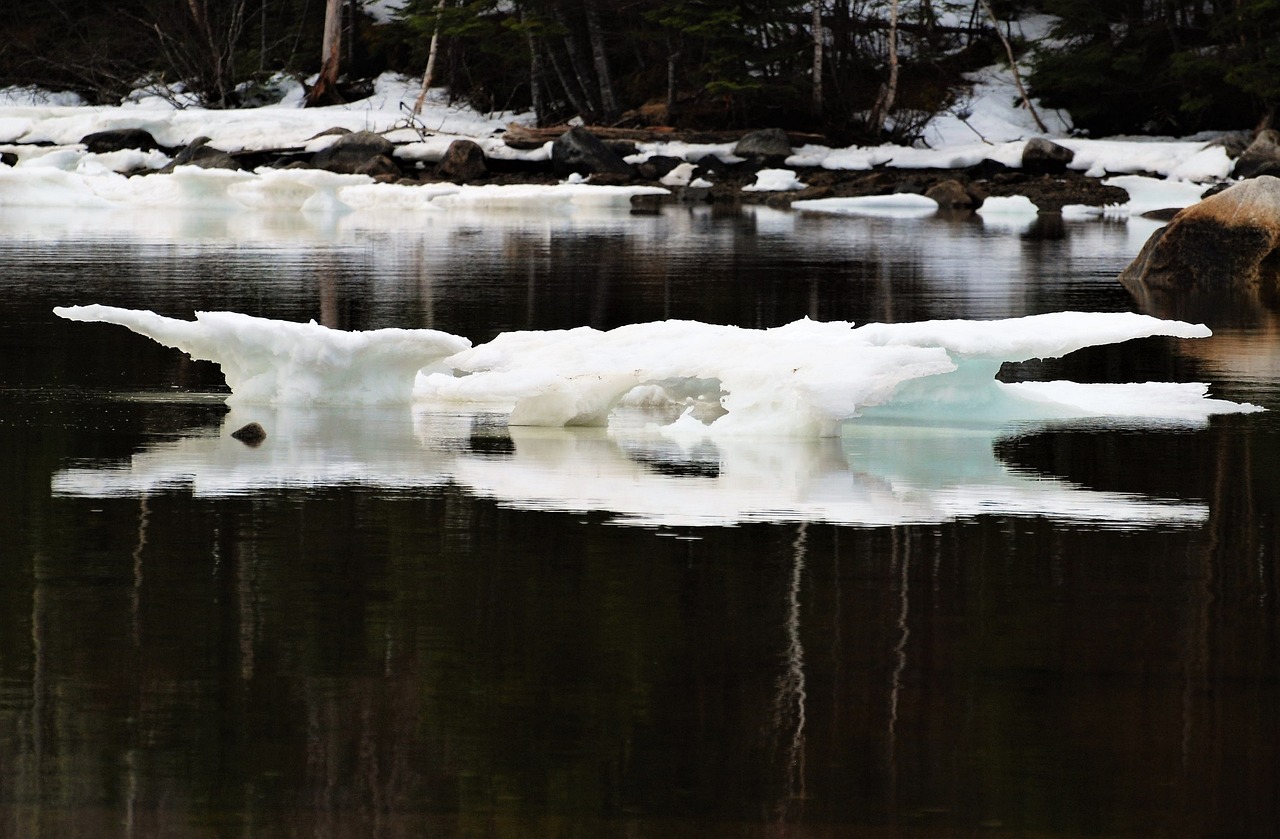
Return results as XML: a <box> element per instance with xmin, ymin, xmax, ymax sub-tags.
<box><xmin>1</xmin><ymin>205</ymin><xmax>1277</xmax><ymax>837</ymax></box>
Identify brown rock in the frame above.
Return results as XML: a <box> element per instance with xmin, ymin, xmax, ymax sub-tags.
<box><xmin>924</xmin><ymin>179</ymin><xmax>975</xmax><ymax>209</ymax></box>
<box><xmin>230</xmin><ymin>422</ymin><xmax>267</xmax><ymax>446</ymax></box>
<box><xmin>435</xmin><ymin>139</ymin><xmax>488</xmax><ymax>182</ymax></box>
<box><xmin>1119</xmin><ymin>176</ymin><xmax>1280</xmax><ymax>309</ymax></box>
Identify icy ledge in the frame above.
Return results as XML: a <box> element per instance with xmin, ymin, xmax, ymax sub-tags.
<box><xmin>54</xmin><ymin>306</ymin><xmax>1262</xmax><ymax>436</ymax></box>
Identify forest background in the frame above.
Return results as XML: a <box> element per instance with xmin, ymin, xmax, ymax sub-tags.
<box><xmin>3</xmin><ymin>0</ymin><xmax>1277</xmax><ymax>145</ymax></box>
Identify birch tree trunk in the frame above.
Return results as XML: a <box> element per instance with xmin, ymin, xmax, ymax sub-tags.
<box><xmin>306</xmin><ymin>0</ymin><xmax>344</xmax><ymax>106</ymax></box>
<box><xmin>979</xmin><ymin>0</ymin><xmax>1048</xmax><ymax>133</ymax></box>
<box><xmin>412</xmin><ymin>0</ymin><xmax>448</xmax><ymax>114</ymax></box>
<box><xmin>869</xmin><ymin>0</ymin><xmax>899</xmax><ymax>132</ymax></box>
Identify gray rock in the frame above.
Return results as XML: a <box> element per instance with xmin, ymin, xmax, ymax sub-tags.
<box><xmin>312</xmin><ymin>130</ymin><xmax>396</xmax><ymax>174</ymax></box>
<box><xmin>551</xmin><ymin>127</ymin><xmax>633</xmax><ymax>178</ymax></box>
<box><xmin>733</xmin><ymin>128</ymin><xmax>792</xmax><ymax>163</ymax></box>
<box><xmin>1021</xmin><ymin>137</ymin><xmax>1074</xmax><ymax>175</ymax></box>
<box><xmin>161</xmin><ymin>137</ymin><xmax>240</xmax><ymax>172</ymax></box>
<box><xmin>435</xmin><ymin>139</ymin><xmax>488</xmax><ymax>182</ymax></box>
<box><xmin>0</xmin><ymin>151</ymin><xmax>16</xmax><ymax>167</ymax></box>
<box><xmin>81</xmin><ymin>128</ymin><xmax>160</xmax><ymax>154</ymax></box>
<box><xmin>1119</xmin><ymin>176</ymin><xmax>1280</xmax><ymax>308</ymax></box>
<box><xmin>1232</xmin><ymin>129</ymin><xmax>1280</xmax><ymax>179</ymax></box>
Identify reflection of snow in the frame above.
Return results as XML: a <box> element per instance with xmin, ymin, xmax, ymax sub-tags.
<box><xmin>51</xmin><ymin>407</ymin><xmax>1211</xmax><ymax>529</ymax></box>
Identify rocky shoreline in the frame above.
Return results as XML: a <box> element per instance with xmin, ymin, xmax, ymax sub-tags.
<box><xmin>21</xmin><ymin>123</ymin><xmax>1164</xmax><ymax>216</ymax></box>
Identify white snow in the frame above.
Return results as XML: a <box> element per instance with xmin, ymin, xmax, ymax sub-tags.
<box><xmin>743</xmin><ymin>168</ymin><xmax>807</xmax><ymax>192</ymax></box>
<box><xmin>976</xmin><ymin>194</ymin><xmax>1040</xmax><ymax>217</ymax></box>
<box><xmin>54</xmin><ymin>307</ymin><xmax>1261</xmax><ymax>438</ymax></box>
<box><xmin>0</xmin><ymin>60</ymin><xmax>1245</xmax><ymax>222</ymax></box>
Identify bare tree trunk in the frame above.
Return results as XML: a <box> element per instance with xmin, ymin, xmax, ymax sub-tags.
<box><xmin>666</xmin><ymin>37</ymin><xmax>680</xmax><ymax>119</ymax></box>
<box><xmin>412</xmin><ymin>0</ymin><xmax>448</xmax><ymax>114</ymax></box>
<box><xmin>550</xmin><ymin>2</ymin><xmax>600</xmax><ymax>120</ymax></box>
<box><xmin>869</xmin><ymin>0</ymin><xmax>899</xmax><ymax>132</ymax></box>
<box><xmin>543</xmin><ymin>40</ymin><xmax>593</xmax><ymax>118</ymax></box>
<box><xmin>584</xmin><ymin>1</ymin><xmax>618</xmax><ymax>121</ymax></box>
<box><xmin>524</xmin><ymin>17</ymin><xmax>547</xmax><ymax>125</ymax></box>
<box><xmin>979</xmin><ymin>0</ymin><xmax>1048</xmax><ymax>133</ymax></box>
<box><xmin>306</xmin><ymin>0</ymin><xmax>344</xmax><ymax>106</ymax></box>
<box><xmin>811</xmin><ymin>0</ymin><xmax>824</xmax><ymax>115</ymax></box>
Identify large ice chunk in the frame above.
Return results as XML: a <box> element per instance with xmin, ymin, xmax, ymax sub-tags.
<box><xmin>54</xmin><ymin>306</ymin><xmax>1261</xmax><ymax>434</ymax></box>
<box><xmin>54</xmin><ymin>304</ymin><xmax>470</xmax><ymax>405</ymax></box>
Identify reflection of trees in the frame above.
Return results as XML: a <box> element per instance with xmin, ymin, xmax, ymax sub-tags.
<box><xmin>5</xmin><ymin>419</ymin><xmax>1280</xmax><ymax>836</ymax></box>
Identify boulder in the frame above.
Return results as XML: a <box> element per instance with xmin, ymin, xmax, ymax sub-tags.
<box><xmin>635</xmin><ymin>154</ymin><xmax>683</xmax><ymax>181</ymax></box>
<box><xmin>1231</xmin><ymin>129</ymin><xmax>1280</xmax><ymax>179</ymax></box>
<box><xmin>1119</xmin><ymin>176</ymin><xmax>1280</xmax><ymax>310</ymax></box>
<box><xmin>924</xmin><ymin>178</ymin><xmax>976</xmax><ymax>209</ymax></box>
<box><xmin>0</xmin><ymin>151</ymin><xmax>16</xmax><ymax>167</ymax></box>
<box><xmin>551</xmin><ymin>126</ymin><xmax>633</xmax><ymax>178</ymax></box>
<box><xmin>230</xmin><ymin>422</ymin><xmax>267</xmax><ymax>446</ymax></box>
<box><xmin>312</xmin><ymin>130</ymin><xmax>396</xmax><ymax>174</ymax></box>
<box><xmin>733</xmin><ymin>128</ymin><xmax>792</xmax><ymax>164</ymax></box>
<box><xmin>161</xmin><ymin>137</ymin><xmax>240</xmax><ymax>172</ymax></box>
<box><xmin>692</xmin><ymin>154</ymin><xmax>731</xmax><ymax>183</ymax></box>
<box><xmin>82</xmin><ymin>128</ymin><xmax>160</xmax><ymax>154</ymax></box>
<box><xmin>435</xmin><ymin>139</ymin><xmax>488</xmax><ymax>182</ymax></box>
<box><xmin>1021</xmin><ymin>137</ymin><xmax>1074</xmax><ymax>175</ymax></box>
<box><xmin>354</xmin><ymin>154</ymin><xmax>402</xmax><ymax>180</ymax></box>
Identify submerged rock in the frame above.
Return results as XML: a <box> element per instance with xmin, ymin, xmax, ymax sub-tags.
<box><xmin>1119</xmin><ymin>176</ymin><xmax>1280</xmax><ymax>312</ymax></box>
<box><xmin>230</xmin><ymin>422</ymin><xmax>267</xmax><ymax>446</ymax></box>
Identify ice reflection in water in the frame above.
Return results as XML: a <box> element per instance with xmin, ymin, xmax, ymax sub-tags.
<box><xmin>52</xmin><ymin>405</ymin><xmax>1208</xmax><ymax>528</ymax></box>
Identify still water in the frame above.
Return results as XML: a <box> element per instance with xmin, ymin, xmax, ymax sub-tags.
<box><xmin>1</xmin><ymin>203</ymin><xmax>1277</xmax><ymax>837</ymax></box>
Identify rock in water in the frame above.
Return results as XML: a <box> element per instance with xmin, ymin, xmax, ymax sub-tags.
<box><xmin>1119</xmin><ymin>176</ymin><xmax>1280</xmax><ymax>312</ymax></box>
<box><xmin>231</xmin><ymin>422</ymin><xmax>267</xmax><ymax>446</ymax></box>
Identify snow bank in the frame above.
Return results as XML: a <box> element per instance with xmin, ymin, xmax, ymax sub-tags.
<box><xmin>54</xmin><ymin>307</ymin><xmax>1260</xmax><ymax>437</ymax></box>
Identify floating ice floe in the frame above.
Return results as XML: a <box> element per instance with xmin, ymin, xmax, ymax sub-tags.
<box><xmin>54</xmin><ymin>306</ymin><xmax>1261</xmax><ymax>438</ymax></box>
<box><xmin>792</xmin><ymin>193</ymin><xmax>939</xmax><ymax>219</ymax></box>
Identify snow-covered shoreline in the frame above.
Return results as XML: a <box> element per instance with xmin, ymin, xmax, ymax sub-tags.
<box><xmin>0</xmin><ymin>71</ymin><xmax>1244</xmax><ymax>221</ymax></box>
